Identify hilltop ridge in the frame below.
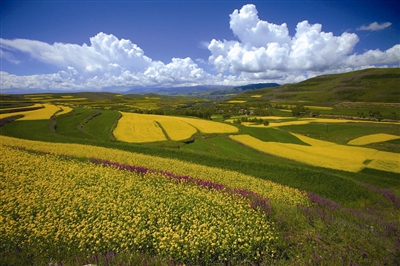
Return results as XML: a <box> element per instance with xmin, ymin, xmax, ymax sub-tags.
<box><xmin>237</xmin><ymin>68</ymin><xmax>400</xmax><ymax>103</ymax></box>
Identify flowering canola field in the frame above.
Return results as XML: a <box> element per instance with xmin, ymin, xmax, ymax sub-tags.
<box><xmin>146</xmin><ymin>114</ymin><xmax>197</xmax><ymax>141</ymax></box>
<box><xmin>0</xmin><ymin>103</ymin><xmax>43</xmax><ymax>112</ymax></box>
<box><xmin>1</xmin><ymin>146</ymin><xmax>277</xmax><ymax>263</ymax></box>
<box><xmin>54</xmin><ymin>106</ymin><xmax>73</xmax><ymax>116</ymax></box>
<box><xmin>230</xmin><ymin>133</ymin><xmax>400</xmax><ymax>173</ymax></box>
<box><xmin>0</xmin><ymin>135</ymin><xmax>310</xmax><ymax>264</ymax></box>
<box><xmin>114</xmin><ymin>112</ymin><xmax>238</xmax><ymax>143</ymax></box>
<box><xmin>0</xmin><ymin>135</ymin><xmax>308</xmax><ymax>207</ymax></box>
<box><xmin>348</xmin><ymin>133</ymin><xmax>400</xmax><ymax>146</ymax></box>
<box><xmin>0</xmin><ymin>103</ymin><xmax>61</xmax><ymax>120</ymax></box>
<box><xmin>113</xmin><ymin>112</ymin><xmax>167</xmax><ymax>143</ymax></box>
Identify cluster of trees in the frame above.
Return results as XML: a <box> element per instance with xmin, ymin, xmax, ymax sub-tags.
<box><xmin>233</xmin><ymin>117</ymin><xmax>269</xmax><ymax>126</ymax></box>
<box><xmin>291</xmin><ymin>105</ymin><xmax>310</xmax><ymax>117</ymax></box>
<box><xmin>128</xmin><ymin>101</ymin><xmax>275</xmax><ymax>121</ymax></box>
<box><xmin>357</xmin><ymin>110</ymin><xmax>397</xmax><ymax>121</ymax></box>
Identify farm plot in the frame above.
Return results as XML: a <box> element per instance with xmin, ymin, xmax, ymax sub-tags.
<box><xmin>150</xmin><ymin>115</ymin><xmax>197</xmax><ymax>141</ymax></box>
<box><xmin>230</xmin><ymin>133</ymin><xmax>400</xmax><ymax>173</ymax></box>
<box><xmin>1</xmin><ymin>145</ymin><xmax>276</xmax><ymax>264</ymax></box>
<box><xmin>55</xmin><ymin>106</ymin><xmax>73</xmax><ymax>116</ymax></box>
<box><xmin>177</xmin><ymin>116</ymin><xmax>238</xmax><ymax>134</ymax></box>
<box><xmin>113</xmin><ymin>112</ymin><xmax>167</xmax><ymax>143</ymax></box>
<box><xmin>113</xmin><ymin>113</ymin><xmax>238</xmax><ymax>143</ymax></box>
<box><xmin>348</xmin><ymin>133</ymin><xmax>400</xmax><ymax>146</ymax></box>
<box><xmin>83</xmin><ymin>110</ymin><xmax>121</xmax><ymax>140</ymax></box>
<box><xmin>0</xmin><ymin>103</ymin><xmax>61</xmax><ymax>120</ymax></box>
<box><xmin>0</xmin><ymin>135</ymin><xmax>309</xmax><ymax>207</ymax></box>
<box><xmin>55</xmin><ymin>108</ymin><xmax>99</xmax><ymax>139</ymax></box>
<box><xmin>0</xmin><ymin>103</ymin><xmax>43</xmax><ymax>112</ymax></box>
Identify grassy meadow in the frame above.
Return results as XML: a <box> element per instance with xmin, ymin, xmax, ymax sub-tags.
<box><xmin>1</xmin><ymin>71</ymin><xmax>400</xmax><ymax>265</ymax></box>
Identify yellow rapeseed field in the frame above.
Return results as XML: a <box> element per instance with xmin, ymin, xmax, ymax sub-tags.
<box><xmin>1</xmin><ymin>145</ymin><xmax>277</xmax><ymax>262</ymax></box>
<box><xmin>348</xmin><ymin>133</ymin><xmax>400</xmax><ymax>146</ymax></box>
<box><xmin>42</xmin><ymin>97</ymin><xmax>88</xmax><ymax>102</ymax></box>
<box><xmin>229</xmin><ymin>134</ymin><xmax>399</xmax><ymax>173</ymax></box>
<box><xmin>177</xmin><ymin>117</ymin><xmax>238</xmax><ymax>134</ymax></box>
<box><xmin>305</xmin><ymin>106</ymin><xmax>333</xmax><ymax>110</ymax></box>
<box><xmin>113</xmin><ymin>112</ymin><xmax>167</xmax><ymax>143</ymax></box>
<box><xmin>228</xmin><ymin>100</ymin><xmax>247</xmax><ymax>103</ymax></box>
<box><xmin>150</xmin><ymin>115</ymin><xmax>197</xmax><ymax>141</ymax></box>
<box><xmin>55</xmin><ymin>106</ymin><xmax>73</xmax><ymax>116</ymax></box>
<box><xmin>367</xmin><ymin>150</ymin><xmax>400</xmax><ymax>173</ymax></box>
<box><xmin>0</xmin><ymin>135</ymin><xmax>309</xmax><ymax>207</ymax></box>
<box><xmin>256</xmin><ymin>116</ymin><xmax>294</xmax><ymax>120</ymax></box>
<box><xmin>0</xmin><ymin>104</ymin><xmax>61</xmax><ymax>120</ymax></box>
<box><xmin>113</xmin><ymin>113</ymin><xmax>239</xmax><ymax>143</ymax></box>
<box><xmin>0</xmin><ymin>103</ymin><xmax>43</xmax><ymax>112</ymax></box>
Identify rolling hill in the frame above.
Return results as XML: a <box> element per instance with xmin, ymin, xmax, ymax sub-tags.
<box><xmin>236</xmin><ymin>68</ymin><xmax>400</xmax><ymax>104</ymax></box>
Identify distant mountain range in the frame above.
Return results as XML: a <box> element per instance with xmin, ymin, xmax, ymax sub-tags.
<box><xmin>124</xmin><ymin>85</ymin><xmax>229</xmax><ymax>95</ymax></box>
<box><xmin>124</xmin><ymin>83</ymin><xmax>280</xmax><ymax>99</ymax></box>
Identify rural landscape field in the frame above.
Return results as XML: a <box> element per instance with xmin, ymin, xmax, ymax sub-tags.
<box><xmin>1</xmin><ymin>68</ymin><xmax>400</xmax><ymax>265</ymax></box>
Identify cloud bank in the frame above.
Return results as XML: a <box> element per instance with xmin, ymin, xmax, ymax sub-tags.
<box><xmin>1</xmin><ymin>4</ymin><xmax>399</xmax><ymax>93</ymax></box>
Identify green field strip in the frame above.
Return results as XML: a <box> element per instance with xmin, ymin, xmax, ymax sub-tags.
<box><xmin>55</xmin><ymin>108</ymin><xmax>98</xmax><ymax>139</ymax></box>
<box><xmin>239</xmin><ymin>125</ymin><xmax>309</xmax><ymax>145</ymax></box>
<box><xmin>0</xmin><ymin>120</ymin><xmax>59</xmax><ymax>141</ymax></box>
<box><xmin>282</xmin><ymin>122</ymin><xmax>400</xmax><ymax>147</ymax></box>
<box><xmin>181</xmin><ymin>135</ymin><xmax>273</xmax><ymax>161</ymax></box>
<box><xmin>83</xmin><ymin>110</ymin><xmax>120</xmax><ymax>140</ymax></box>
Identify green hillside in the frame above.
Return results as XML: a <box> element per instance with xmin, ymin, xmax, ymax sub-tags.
<box><xmin>238</xmin><ymin>68</ymin><xmax>400</xmax><ymax>103</ymax></box>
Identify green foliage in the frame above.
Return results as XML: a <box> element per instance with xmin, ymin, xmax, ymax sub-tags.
<box><xmin>291</xmin><ymin>104</ymin><xmax>310</xmax><ymax>117</ymax></box>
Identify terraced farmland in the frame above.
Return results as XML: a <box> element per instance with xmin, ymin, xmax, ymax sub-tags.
<box><xmin>0</xmin><ymin>103</ymin><xmax>61</xmax><ymax>120</ymax></box>
<box><xmin>113</xmin><ymin>112</ymin><xmax>238</xmax><ymax>143</ymax></box>
<box><xmin>113</xmin><ymin>112</ymin><xmax>168</xmax><ymax>143</ymax></box>
<box><xmin>348</xmin><ymin>133</ymin><xmax>400</xmax><ymax>146</ymax></box>
<box><xmin>230</xmin><ymin>133</ymin><xmax>400</xmax><ymax>173</ymax></box>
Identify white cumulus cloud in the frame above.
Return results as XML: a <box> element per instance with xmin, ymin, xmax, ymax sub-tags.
<box><xmin>344</xmin><ymin>44</ymin><xmax>400</xmax><ymax>67</ymax></box>
<box><xmin>0</xmin><ymin>32</ymin><xmax>152</xmax><ymax>74</ymax></box>
<box><xmin>0</xmin><ymin>33</ymin><xmax>219</xmax><ymax>92</ymax></box>
<box><xmin>357</xmin><ymin>22</ymin><xmax>392</xmax><ymax>31</ymax></box>
<box><xmin>229</xmin><ymin>4</ymin><xmax>291</xmax><ymax>47</ymax></box>
<box><xmin>208</xmin><ymin>4</ymin><xmax>399</xmax><ymax>78</ymax></box>
<box><xmin>208</xmin><ymin>4</ymin><xmax>363</xmax><ymax>74</ymax></box>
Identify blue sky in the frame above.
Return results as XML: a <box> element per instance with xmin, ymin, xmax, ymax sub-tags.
<box><xmin>1</xmin><ymin>0</ymin><xmax>399</xmax><ymax>93</ymax></box>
